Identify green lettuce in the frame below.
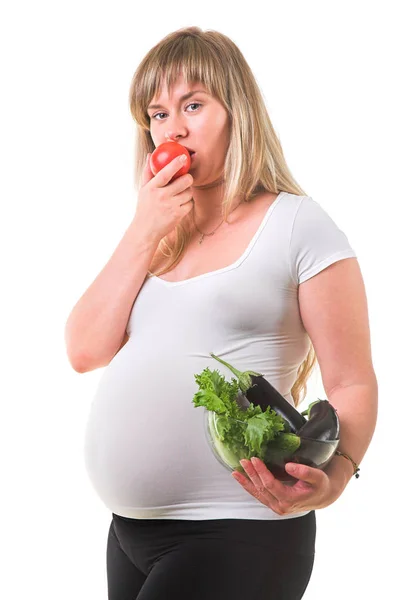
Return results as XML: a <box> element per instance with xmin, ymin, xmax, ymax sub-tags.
<box><xmin>192</xmin><ymin>367</ymin><xmax>299</xmax><ymax>462</ymax></box>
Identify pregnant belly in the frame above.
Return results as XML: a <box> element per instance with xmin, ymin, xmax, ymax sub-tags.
<box><xmin>83</xmin><ymin>362</ymin><xmax>223</xmax><ymax>511</ymax></box>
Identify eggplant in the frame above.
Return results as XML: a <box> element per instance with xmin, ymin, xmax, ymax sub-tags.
<box><xmin>297</xmin><ymin>399</ymin><xmax>340</xmax><ymax>441</ymax></box>
<box><xmin>210</xmin><ymin>353</ymin><xmax>306</xmax><ymax>433</ymax></box>
<box><xmin>261</xmin><ymin>399</ymin><xmax>340</xmax><ymax>481</ymax></box>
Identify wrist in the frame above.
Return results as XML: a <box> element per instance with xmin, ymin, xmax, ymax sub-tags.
<box><xmin>128</xmin><ymin>220</ymin><xmax>161</xmax><ymax>253</ymax></box>
<box><xmin>324</xmin><ymin>453</ymin><xmax>354</xmax><ymax>494</ymax></box>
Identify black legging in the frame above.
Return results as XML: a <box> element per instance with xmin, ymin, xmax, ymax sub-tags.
<box><xmin>107</xmin><ymin>510</ymin><xmax>316</xmax><ymax>599</ymax></box>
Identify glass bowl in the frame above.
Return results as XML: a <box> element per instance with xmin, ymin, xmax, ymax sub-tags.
<box><xmin>204</xmin><ymin>410</ymin><xmax>339</xmax><ymax>484</ymax></box>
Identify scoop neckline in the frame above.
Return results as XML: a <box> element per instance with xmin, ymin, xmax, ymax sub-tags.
<box><xmin>150</xmin><ymin>191</ymin><xmax>286</xmax><ymax>288</ymax></box>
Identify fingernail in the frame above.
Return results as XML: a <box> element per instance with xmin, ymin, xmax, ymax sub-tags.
<box><xmin>179</xmin><ymin>154</ymin><xmax>188</xmax><ymax>163</ymax></box>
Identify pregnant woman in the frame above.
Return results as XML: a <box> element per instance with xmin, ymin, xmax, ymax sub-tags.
<box><xmin>65</xmin><ymin>26</ymin><xmax>378</xmax><ymax>600</ymax></box>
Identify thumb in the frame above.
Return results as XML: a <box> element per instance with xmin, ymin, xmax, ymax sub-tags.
<box><xmin>140</xmin><ymin>153</ymin><xmax>154</xmax><ymax>187</ymax></box>
<box><xmin>285</xmin><ymin>463</ymin><xmax>322</xmax><ymax>487</ymax></box>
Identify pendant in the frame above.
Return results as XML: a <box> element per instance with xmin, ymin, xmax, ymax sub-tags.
<box><xmin>198</xmin><ymin>231</ymin><xmax>215</xmax><ymax>245</ymax></box>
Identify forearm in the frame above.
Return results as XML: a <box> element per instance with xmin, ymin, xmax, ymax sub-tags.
<box><xmin>323</xmin><ymin>379</ymin><xmax>378</xmax><ymax>492</ymax></box>
<box><xmin>65</xmin><ymin>220</ymin><xmax>160</xmax><ymax>372</ymax></box>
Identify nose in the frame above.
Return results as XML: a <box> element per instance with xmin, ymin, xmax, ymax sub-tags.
<box><xmin>166</xmin><ymin>132</ymin><xmax>184</xmax><ymax>143</ymax></box>
<box><xmin>165</xmin><ymin>123</ymin><xmax>188</xmax><ymax>143</ymax></box>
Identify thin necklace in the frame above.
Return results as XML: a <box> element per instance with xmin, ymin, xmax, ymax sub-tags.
<box><xmin>193</xmin><ymin>200</ymin><xmax>243</xmax><ymax>245</ymax></box>
<box><xmin>194</xmin><ymin>218</ymin><xmax>225</xmax><ymax>245</ymax></box>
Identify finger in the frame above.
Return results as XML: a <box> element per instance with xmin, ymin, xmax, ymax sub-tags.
<box><xmin>233</xmin><ymin>468</ymin><xmax>287</xmax><ymax>515</ymax></box>
<box><xmin>140</xmin><ymin>153</ymin><xmax>154</xmax><ymax>187</ymax></box>
<box><xmin>251</xmin><ymin>459</ymin><xmax>319</xmax><ymax>514</ymax></box>
<box><xmin>232</xmin><ymin>469</ymin><xmax>276</xmax><ymax>506</ymax></box>
<box><xmin>246</xmin><ymin>458</ymin><xmax>286</xmax><ymax>501</ymax></box>
<box><xmin>239</xmin><ymin>459</ymin><xmax>277</xmax><ymax>502</ymax></box>
<box><xmin>250</xmin><ymin>457</ymin><xmax>277</xmax><ymax>487</ymax></box>
<box><xmin>239</xmin><ymin>459</ymin><xmax>264</xmax><ymax>491</ymax></box>
<box><xmin>248</xmin><ymin>458</ymin><xmax>314</xmax><ymax>503</ymax></box>
<box><xmin>285</xmin><ymin>463</ymin><xmax>319</xmax><ymax>483</ymax></box>
<box><xmin>285</xmin><ymin>463</ymin><xmax>322</xmax><ymax>486</ymax></box>
<box><xmin>153</xmin><ymin>154</ymin><xmax>189</xmax><ymax>187</ymax></box>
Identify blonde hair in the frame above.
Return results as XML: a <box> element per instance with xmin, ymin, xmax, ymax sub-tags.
<box><xmin>128</xmin><ymin>26</ymin><xmax>317</xmax><ymax>407</ymax></box>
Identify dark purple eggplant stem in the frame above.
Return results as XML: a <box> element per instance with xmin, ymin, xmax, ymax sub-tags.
<box><xmin>210</xmin><ymin>353</ymin><xmax>306</xmax><ymax>433</ymax></box>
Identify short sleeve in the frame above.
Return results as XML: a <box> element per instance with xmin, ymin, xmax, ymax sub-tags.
<box><xmin>289</xmin><ymin>196</ymin><xmax>357</xmax><ymax>285</ymax></box>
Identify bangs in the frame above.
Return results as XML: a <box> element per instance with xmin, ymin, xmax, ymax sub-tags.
<box><xmin>130</xmin><ymin>33</ymin><xmax>229</xmax><ymax>128</ymax></box>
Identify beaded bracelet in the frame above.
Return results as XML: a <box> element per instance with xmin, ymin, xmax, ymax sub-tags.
<box><xmin>335</xmin><ymin>450</ymin><xmax>360</xmax><ymax>478</ymax></box>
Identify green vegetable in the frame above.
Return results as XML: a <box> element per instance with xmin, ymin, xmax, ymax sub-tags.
<box><xmin>193</xmin><ymin>367</ymin><xmax>288</xmax><ymax>463</ymax></box>
<box><xmin>262</xmin><ymin>433</ymin><xmax>301</xmax><ymax>462</ymax></box>
<box><xmin>207</xmin><ymin>412</ymin><xmax>243</xmax><ymax>469</ymax></box>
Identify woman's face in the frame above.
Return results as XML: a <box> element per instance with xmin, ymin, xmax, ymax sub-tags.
<box><xmin>147</xmin><ymin>75</ymin><xmax>231</xmax><ymax>185</ymax></box>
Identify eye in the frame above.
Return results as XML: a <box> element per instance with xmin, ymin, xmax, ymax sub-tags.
<box><xmin>151</xmin><ymin>103</ymin><xmax>202</xmax><ymax>121</ymax></box>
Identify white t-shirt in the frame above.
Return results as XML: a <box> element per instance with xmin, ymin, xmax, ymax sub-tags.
<box><xmin>84</xmin><ymin>192</ymin><xmax>357</xmax><ymax>520</ymax></box>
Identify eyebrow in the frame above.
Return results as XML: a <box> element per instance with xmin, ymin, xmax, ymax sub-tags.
<box><xmin>147</xmin><ymin>90</ymin><xmax>208</xmax><ymax>111</ymax></box>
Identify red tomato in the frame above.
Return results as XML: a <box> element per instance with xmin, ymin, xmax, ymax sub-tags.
<box><xmin>150</xmin><ymin>141</ymin><xmax>191</xmax><ymax>182</ymax></box>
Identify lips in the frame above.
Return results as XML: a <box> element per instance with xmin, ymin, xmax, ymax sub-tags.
<box><xmin>182</xmin><ymin>146</ymin><xmax>195</xmax><ymax>156</ymax></box>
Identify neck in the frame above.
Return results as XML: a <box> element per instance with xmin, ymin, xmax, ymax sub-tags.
<box><xmin>191</xmin><ymin>176</ymin><xmax>242</xmax><ymax>230</ymax></box>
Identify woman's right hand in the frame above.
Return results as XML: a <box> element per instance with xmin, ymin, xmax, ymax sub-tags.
<box><xmin>133</xmin><ymin>153</ymin><xmax>194</xmax><ymax>243</ymax></box>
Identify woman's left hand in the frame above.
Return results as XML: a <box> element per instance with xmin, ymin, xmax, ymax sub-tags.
<box><xmin>232</xmin><ymin>457</ymin><xmax>343</xmax><ymax>514</ymax></box>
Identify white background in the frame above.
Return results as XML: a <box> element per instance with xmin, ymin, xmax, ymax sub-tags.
<box><xmin>1</xmin><ymin>1</ymin><xmax>398</xmax><ymax>598</ymax></box>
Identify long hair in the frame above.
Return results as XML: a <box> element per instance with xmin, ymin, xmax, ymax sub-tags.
<box><xmin>128</xmin><ymin>26</ymin><xmax>317</xmax><ymax>407</ymax></box>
